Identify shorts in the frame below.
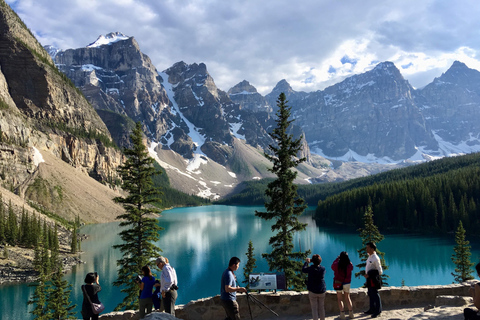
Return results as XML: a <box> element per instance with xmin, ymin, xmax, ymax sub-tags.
<box><xmin>335</xmin><ymin>283</ymin><xmax>351</xmax><ymax>293</ymax></box>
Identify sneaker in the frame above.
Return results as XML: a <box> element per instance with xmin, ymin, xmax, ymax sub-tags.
<box><xmin>349</xmin><ymin>310</ymin><xmax>354</xmax><ymax>319</ymax></box>
<box><xmin>364</xmin><ymin>310</ymin><xmax>373</xmax><ymax>315</ymax></box>
<box><xmin>339</xmin><ymin>311</ymin><xmax>345</xmax><ymax>320</ymax></box>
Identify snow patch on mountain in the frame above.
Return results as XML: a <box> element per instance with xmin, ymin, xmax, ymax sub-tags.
<box><xmin>87</xmin><ymin>32</ymin><xmax>129</xmax><ymax>48</ymax></box>
<box><xmin>229</xmin><ymin>122</ymin><xmax>245</xmax><ymax>140</ymax></box>
<box><xmin>158</xmin><ymin>71</ymin><xmax>206</xmax><ymax>152</ymax></box>
<box><xmin>186</xmin><ymin>154</ymin><xmax>208</xmax><ymax>174</ymax></box>
<box><xmin>148</xmin><ymin>142</ymin><xmax>197</xmax><ymax>181</ymax></box>
<box><xmin>32</xmin><ymin>147</ymin><xmax>45</xmax><ymax>166</ymax></box>
<box><xmin>81</xmin><ymin>64</ymin><xmax>103</xmax><ymax>72</ymax></box>
<box><xmin>433</xmin><ymin>131</ymin><xmax>480</xmax><ymax>155</ymax></box>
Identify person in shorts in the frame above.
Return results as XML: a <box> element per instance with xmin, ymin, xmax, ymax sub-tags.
<box><xmin>331</xmin><ymin>251</ymin><xmax>354</xmax><ymax>319</ymax></box>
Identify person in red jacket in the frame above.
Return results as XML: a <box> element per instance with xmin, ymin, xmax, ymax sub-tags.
<box><xmin>331</xmin><ymin>251</ymin><xmax>354</xmax><ymax>319</ymax></box>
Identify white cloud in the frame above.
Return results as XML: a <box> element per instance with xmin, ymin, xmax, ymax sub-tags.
<box><xmin>6</xmin><ymin>0</ymin><xmax>480</xmax><ymax>94</ymax></box>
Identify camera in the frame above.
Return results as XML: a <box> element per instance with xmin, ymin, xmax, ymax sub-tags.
<box><xmin>134</xmin><ymin>275</ymin><xmax>142</xmax><ymax>283</ymax></box>
<box><xmin>94</xmin><ymin>272</ymin><xmax>98</xmax><ymax>278</ymax></box>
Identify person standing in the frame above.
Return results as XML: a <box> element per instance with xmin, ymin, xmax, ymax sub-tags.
<box><xmin>464</xmin><ymin>263</ymin><xmax>480</xmax><ymax>319</ymax></box>
<box><xmin>81</xmin><ymin>272</ymin><xmax>102</xmax><ymax>320</ymax></box>
<box><xmin>156</xmin><ymin>256</ymin><xmax>178</xmax><ymax>316</ymax></box>
<box><xmin>364</xmin><ymin>242</ymin><xmax>383</xmax><ymax>318</ymax></box>
<box><xmin>220</xmin><ymin>256</ymin><xmax>247</xmax><ymax>320</ymax></box>
<box><xmin>332</xmin><ymin>251</ymin><xmax>354</xmax><ymax>319</ymax></box>
<box><xmin>302</xmin><ymin>254</ymin><xmax>326</xmax><ymax>320</ymax></box>
<box><xmin>138</xmin><ymin>265</ymin><xmax>155</xmax><ymax>319</ymax></box>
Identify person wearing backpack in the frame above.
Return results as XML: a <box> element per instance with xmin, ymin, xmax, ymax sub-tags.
<box><xmin>332</xmin><ymin>251</ymin><xmax>354</xmax><ymax>319</ymax></box>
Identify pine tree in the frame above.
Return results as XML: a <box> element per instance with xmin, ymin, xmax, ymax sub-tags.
<box><xmin>113</xmin><ymin>122</ymin><xmax>163</xmax><ymax>310</ymax></box>
<box><xmin>70</xmin><ymin>224</ymin><xmax>77</xmax><ymax>254</ymax></box>
<box><xmin>41</xmin><ymin>241</ymin><xmax>50</xmax><ymax>277</ymax></box>
<box><xmin>49</xmin><ymin>225</ymin><xmax>59</xmax><ymax>273</ymax></box>
<box><xmin>6</xmin><ymin>200</ymin><xmax>17</xmax><ymax>244</ymax></box>
<box><xmin>355</xmin><ymin>206</ymin><xmax>389</xmax><ymax>285</ymax></box>
<box><xmin>451</xmin><ymin>221</ymin><xmax>474</xmax><ymax>283</ymax></box>
<box><xmin>45</xmin><ymin>262</ymin><xmax>76</xmax><ymax>320</ymax></box>
<box><xmin>243</xmin><ymin>240</ymin><xmax>257</xmax><ymax>289</ymax></box>
<box><xmin>255</xmin><ymin>93</ymin><xmax>310</xmax><ymax>290</ymax></box>
<box><xmin>0</xmin><ymin>194</ymin><xmax>5</xmax><ymax>244</ymax></box>
<box><xmin>28</xmin><ymin>268</ymin><xmax>48</xmax><ymax>320</ymax></box>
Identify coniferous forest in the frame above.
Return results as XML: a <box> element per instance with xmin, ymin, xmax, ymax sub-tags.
<box><xmin>316</xmin><ymin>153</ymin><xmax>480</xmax><ymax>234</ymax></box>
<box><xmin>220</xmin><ymin>152</ymin><xmax>480</xmax><ymax>235</ymax></box>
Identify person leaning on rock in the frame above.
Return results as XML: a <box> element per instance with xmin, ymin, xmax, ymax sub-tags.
<box><xmin>220</xmin><ymin>256</ymin><xmax>247</xmax><ymax>320</ymax></box>
<box><xmin>465</xmin><ymin>263</ymin><xmax>480</xmax><ymax>319</ymax></box>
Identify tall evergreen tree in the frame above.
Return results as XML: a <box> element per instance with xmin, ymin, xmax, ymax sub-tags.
<box><xmin>28</xmin><ymin>268</ymin><xmax>48</xmax><ymax>320</ymax></box>
<box><xmin>113</xmin><ymin>122</ymin><xmax>163</xmax><ymax>310</ymax></box>
<box><xmin>70</xmin><ymin>223</ymin><xmax>77</xmax><ymax>254</ymax></box>
<box><xmin>243</xmin><ymin>240</ymin><xmax>257</xmax><ymax>288</ymax></box>
<box><xmin>355</xmin><ymin>206</ymin><xmax>389</xmax><ymax>284</ymax></box>
<box><xmin>255</xmin><ymin>93</ymin><xmax>310</xmax><ymax>290</ymax></box>
<box><xmin>451</xmin><ymin>221</ymin><xmax>475</xmax><ymax>283</ymax></box>
<box><xmin>6</xmin><ymin>200</ymin><xmax>17</xmax><ymax>244</ymax></box>
<box><xmin>0</xmin><ymin>194</ymin><xmax>5</xmax><ymax>244</ymax></box>
<box><xmin>45</xmin><ymin>262</ymin><xmax>76</xmax><ymax>320</ymax></box>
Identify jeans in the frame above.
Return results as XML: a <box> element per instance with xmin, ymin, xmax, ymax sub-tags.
<box><xmin>308</xmin><ymin>291</ymin><xmax>326</xmax><ymax>320</ymax></box>
<box><xmin>367</xmin><ymin>286</ymin><xmax>382</xmax><ymax>314</ymax></box>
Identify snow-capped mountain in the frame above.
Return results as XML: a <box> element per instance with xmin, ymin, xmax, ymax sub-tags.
<box><xmin>87</xmin><ymin>31</ymin><xmax>130</xmax><ymax>48</ymax></box>
<box><xmin>47</xmin><ymin>34</ymin><xmax>330</xmax><ymax>199</ymax></box>
<box><xmin>47</xmin><ymin>32</ymin><xmax>480</xmax><ymax>198</ymax></box>
<box><xmin>234</xmin><ymin>61</ymin><xmax>480</xmax><ymax>164</ymax></box>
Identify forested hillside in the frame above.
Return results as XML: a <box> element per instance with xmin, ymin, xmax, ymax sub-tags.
<box><xmin>220</xmin><ymin>152</ymin><xmax>480</xmax><ymax>208</ymax></box>
<box><xmin>316</xmin><ymin>153</ymin><xmax>480</xmax><ymax>234</ymax></box>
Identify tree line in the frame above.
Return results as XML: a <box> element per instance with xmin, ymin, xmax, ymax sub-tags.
<box><xmin>0</xmin><ymin>195</ymin><xmax>59</xmax><ymax>250</ymax></box>
<box><xmin>316</xmin><ymin>164</ymin><xmax>480</xmax><ymax>234</ymax></box>
<box><xmin>219</xmin><ymin>152</ymin><xmax>480</xmax><ymax>208</ymax></box>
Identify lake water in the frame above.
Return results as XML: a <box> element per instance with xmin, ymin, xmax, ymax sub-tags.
<box><xmin>1</xmin><ymin>205</ymin><xmax>480</xmax><ymax>320</ymax></box>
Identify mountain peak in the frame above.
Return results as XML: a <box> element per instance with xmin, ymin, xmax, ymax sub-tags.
<box><xmin>272</xmin><ymin>79</ymin><xmax>294</xmax><ymax>94</ymax></box>
<box><xmin>451</xmin><ymin>60</ymin><xmax>468</xmax><ymax>69</ymax></box>
<box><xmin>228</xmin><ymin>80</ymin><xmax>258</xmax><ymax>95</ymax></box>
<box><xmin>87</xmin><ymin>32</ymin><xmax>130</xmax><ymax>48</ymax></box>
<box><xmin>372</xmin><ymin>61</ymin><xmax>399</xmax><ymax>73</ymax></box>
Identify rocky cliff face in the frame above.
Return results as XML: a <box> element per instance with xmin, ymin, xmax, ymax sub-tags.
<box><xmin>52</xmin><ymin>32</ymin><xmax>172</xmax><ymax>148</ymax></box>
<box><xmin>0</xmin><ymin>2</ymin><xmax>122</xmax><ymax>217</ymax></box>
<box><xmin>228</xmin><ymin>80</ymin><xmax>272</xmax><ymax>113</ymax></box>
<box><xmin>415</xmin><ymin>61</ymin><xmax>480</xmax><ymax>150</ymax></box>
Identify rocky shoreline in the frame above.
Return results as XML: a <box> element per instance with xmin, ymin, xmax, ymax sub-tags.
<box><xmin>0</xmin><ymin>244</ymin><xmax>84</xmax><ymax>285</ymax></box>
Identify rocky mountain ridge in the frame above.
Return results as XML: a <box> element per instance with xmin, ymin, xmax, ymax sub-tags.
<box><xmin>48</xmin><ymin>32</ymin><xmax>480</xmax><ymax>197</ymax></box>
<box><xmin>238</xmin><ymin>60</ymin><xmax>480</xmax><ymax>163</ymax></box>
<box><xmin>48</xmin><ymin>35</ymin><xmax>334</xmax><ymax>199</ymax></box>
<box><xmin>0</xmin><ymin>2</ymin><xmax>123</xmax><ymax>223</ymax></box>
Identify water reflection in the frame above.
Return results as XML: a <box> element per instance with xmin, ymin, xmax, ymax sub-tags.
<box><xmin>1</xmin><ymin>205</ymin><xmax>479</xmax><ymax>320</ymax></box>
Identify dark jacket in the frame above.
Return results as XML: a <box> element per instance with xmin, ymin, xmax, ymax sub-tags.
<box><xmin>81</xmin><ymin>284</ymin><xmax>102</xmax><ymax>317</ymax></box>
<box><xmin>367</xmin><ymin>269</ymin><xmax>382</xmax><ymax>289</ymax></box>
<box><xmin>302</xmin><ymin>262</ymin><xmax>326</xmax><ymax>294</ymax></box>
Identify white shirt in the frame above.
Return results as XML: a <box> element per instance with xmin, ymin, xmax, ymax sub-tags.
<box><xmin>160</xmin><ymin>263</ymin><xmax>178</xmax><ymax>293</ymax></box>
<box><xmin>365</xmin><ymin>252</ymin><xmax>383</xmax><ymax>275</ymax></box>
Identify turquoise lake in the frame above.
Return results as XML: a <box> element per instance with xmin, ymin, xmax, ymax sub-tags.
<box><xmin>1</xmin><ymin>205</ymin><xmax>479</xmax><ymax>320</ymax></box>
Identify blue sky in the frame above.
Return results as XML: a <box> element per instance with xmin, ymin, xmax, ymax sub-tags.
<box><xmin>6</xmin><ymin>0</ymin><xmax>480</xmax><ymax>94</ymax></box>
